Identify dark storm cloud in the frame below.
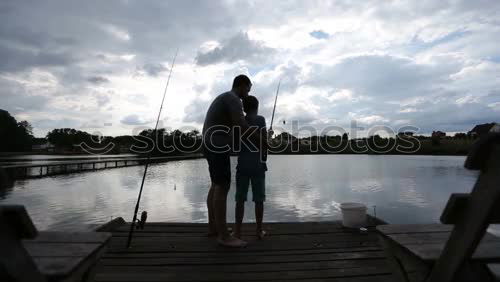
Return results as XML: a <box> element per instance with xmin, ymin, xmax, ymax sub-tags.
<box><xmin>87</xmin><ymin>76</ymin><xmax>110</xmax><ymax>84</ymax></box>
<box><xmin>195</xmin><ymin>32</ymin><xmax>275</xmax><ymax>66</ymax></box>
<box><xmin>0</xmin><ymin>44</ymin><xmax>77</xmax><ymax>73</ymax></box>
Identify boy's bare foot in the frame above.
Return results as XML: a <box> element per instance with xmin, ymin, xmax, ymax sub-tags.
<box><xmin>217</xmin><ymin>235</ymin><xmax>247</xmax><ymax>247</ymax></box>
<box><xmin>256</xmin><ymin>230</ymin><xmax>266</xmax><ymax>240</ymax></box>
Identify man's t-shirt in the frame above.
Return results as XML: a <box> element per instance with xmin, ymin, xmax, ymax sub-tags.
<box><xmin>236</xmin><ymin>114</ymin><xmax>268</xmax><ymax>176</ymax></box>
<box><xmin>202</xmin><ymin>91</ymin><xmax>245</xmax><ymax>151</ymax></box>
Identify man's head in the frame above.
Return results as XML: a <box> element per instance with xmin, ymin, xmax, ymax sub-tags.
<box><xmin>232</xmin><ymin>74</ymin><xmax>252</xmax><ymax>98</ymax></box>
<box><xmin>243</xmin><ymin>95</ymin><xmax>259</xmax><ymax>115</ymax></box>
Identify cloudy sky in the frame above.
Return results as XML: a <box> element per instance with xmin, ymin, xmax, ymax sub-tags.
<box><xmin>1</xmin><ymin>0</ymin><xmax>499</xmax><ymax>137</ymax></box>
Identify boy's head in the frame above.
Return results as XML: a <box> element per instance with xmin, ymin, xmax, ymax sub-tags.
<box><xmin>243</xmin><ymin>95</ymin><xmax>259</xmax><ymax>114</ymax></box>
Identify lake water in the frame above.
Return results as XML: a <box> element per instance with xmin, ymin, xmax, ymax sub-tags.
<box><xmin>0</xmin><ymin>155</ymin><xmax>481</xmax><ymax>231</ymax></box>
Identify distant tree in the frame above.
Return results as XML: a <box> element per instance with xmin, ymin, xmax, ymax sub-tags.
<box><xmin>0</xmin><ymin>109</ymin><xmax>34</xmax><ymax>152</ymax></box>
<box><xmin>46</xmin><ymin>128</ymin><xmax>93</xmax><ymax>149</ymax></box>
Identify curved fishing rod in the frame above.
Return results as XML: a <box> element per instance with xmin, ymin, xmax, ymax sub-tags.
<box><xmin>126</xmin><ymin>50</ymin><xmax>178</xmax><ymax>248</ymax></box>
<box><xmin>269</xmin><ymin>77</ymin><xmax>282</xmax><ymax>131</ymax></box>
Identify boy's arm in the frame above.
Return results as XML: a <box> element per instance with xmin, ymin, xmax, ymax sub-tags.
<box><xmin>258</xmin><ymin>116</ymin><xmax>271</xmax><ymax>148</ymax></box>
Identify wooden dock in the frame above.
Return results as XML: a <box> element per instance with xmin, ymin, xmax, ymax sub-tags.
<box><xmin>92</xmin><ymin>221</ymin><xmax>396</xmax><ymax>282</ymax></box>
<box><xmin>0</xmin><ymin>154</ymin><xmax>203</xmax><ymax>181</ymax></box>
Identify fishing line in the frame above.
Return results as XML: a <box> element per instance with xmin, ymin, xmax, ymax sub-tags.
<box><xmin>126</xmin><ymin>49</ymin><xmax>178</xmax><ymax>248</ymax></box>
<box><xmin>270</xmin><ymin>78</ymin><xmax>282</xmax><ymax>131</ymax></box>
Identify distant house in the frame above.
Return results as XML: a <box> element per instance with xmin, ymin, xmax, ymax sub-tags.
<box><xmin>468</xmin><ymin>123</ymin><xmax>495</xmax><ymax>138</ymax></box>
<box><xmin>431</xmin><ymin>131</ymin><xmax>446</xmax><ymax>138</ymax></box>
<box><xmin>32</xmin><ymin>142</ymin><xmax>55</xmax><ymax>152</ymax></box>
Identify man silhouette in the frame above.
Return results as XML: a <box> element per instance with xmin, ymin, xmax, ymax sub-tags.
<box><xmin>202</xmin><ymin>74</ymin><xmax>253</xmax><ymax>247</ymax></box>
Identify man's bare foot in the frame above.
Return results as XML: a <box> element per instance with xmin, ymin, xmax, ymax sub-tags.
<box><xmin>217</xmin><ymin>236</ymin><xmax>247</xmax><ymax>247</ymax></box>
<box><xmin>231</xmin><ymin>230</ymin><xmax>242</xmax><ymax>239</ymax></box>
<box><xmin>256</xmin><ymin>230</ymin><xmax>266</xmax><ymax>240</ymax></box>
<box><xmin>207</xmin><ymin>227</ymin><xmax>233</xmax><ymax>237</ymax></box>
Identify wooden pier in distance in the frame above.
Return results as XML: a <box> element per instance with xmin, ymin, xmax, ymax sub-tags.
<box><xmin>0</xmin><ymin>154</ymin><xmax>203</xmax><ymax>181</ymax></box>
<box><xmin>92</xmin><ymin>219</ymin><xmax>396</xmax><ymax>282</ymax></box>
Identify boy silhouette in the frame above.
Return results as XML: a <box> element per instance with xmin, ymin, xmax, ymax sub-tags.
<box><xmin>233</xmin><ymin>95</ymin><xmax>270</xmax><ymax>239</ymax></box>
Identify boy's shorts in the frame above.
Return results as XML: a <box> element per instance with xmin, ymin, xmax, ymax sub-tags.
<box><xmin>235</xmin><ymin>171</ymin><xmax>265</xmax><ymax>202</ymax></box>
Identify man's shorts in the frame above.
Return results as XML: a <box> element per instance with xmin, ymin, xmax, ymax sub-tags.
<box><xmin>235</xmin><ymin>171</ymin><xmax>265</xmax><ymax>202</ymax></box>
<box><xmin>204</xmin><ymin>148</ymin><xmax>231</xmax><ymax>187</ymax></box>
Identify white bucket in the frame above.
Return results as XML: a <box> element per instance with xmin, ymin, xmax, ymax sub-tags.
<box><xmin>340</xmin><ymin>202</ymin><xmax>367</xmax><ymax>228</ymax></box>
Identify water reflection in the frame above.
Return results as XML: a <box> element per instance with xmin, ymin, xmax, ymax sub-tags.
<box><xmin>0</xmin><ymin>155</ymin><xmax>477</xmax><ymax>231</ymax></box>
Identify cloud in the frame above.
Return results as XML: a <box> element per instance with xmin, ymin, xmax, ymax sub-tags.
<box><xmin>307</xmin><ymin>54</ymin><xmax>461</xmax><ymax>98</ymax></box>
<box><xmin>0</xmin><ymin>44</ymin><xmax>77</xmax><ymax>73</ymax></box>
<box><xmin>120</xmin><ymin>114</ymin><xmax>151</xmax><ymax>126</ymax></box>
<box><xmin>183</xmin><ymin>98</ymin><xmax>211</xmax><ymax>124</ymax></box>
<box><xmin>135</xmin><ymin>63</ymin><xmax>168</xmax><ymax>77</ymax></box>
<box><xmin>195</xmin><ymin>32</ymin><xmax>275</xmax><ymax>66</ymax></box>
<box><xmin>87</xmin><ymin>76</ymin><xmax>109</xmax><ymax>84</ymax></box>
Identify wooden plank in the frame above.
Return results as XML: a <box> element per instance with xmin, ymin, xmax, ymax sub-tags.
<box><xmin>24</xmin><ymin>242</ymin><xmax>102</xmax><ymax>257</ymax></box>
<box><xmin>103</xmin><ymin>246</ymin><xmax>382</xmax><ymax>258</ymax></box>
<box><xmin>25</xmin><ymin>231</ymin><xmax>111</xmax><ymax>243</ymax></box>
<box><xmin>114</xmin><ymin>222</ymin><xmax>346</xmax><ymax>234</ymax></box>
<box><xmin>32</xmin><ymin>257</ymin><xmax>83</xmax><ymax>277</ymax></box>
<box><xmin>403</xmin><ymin>241</ymin><xmax>500</xmax><ymax>262</ymax></box>
<box><xmin>95</xmin><ymin>218</ymin><xmax>126</xmax><ymax>232</ymax></box>
<box><xmin>96</xmin><ymin>259</ymin><xmax>390</xmax><ymax>273</ymax></box>
<box><xmin>112</xmin><ymin>232</ymin><xmax>376</xmax><ymax>243</ymax></box>
<box><xmin>99</xmin><ymin>251</ymin><xmax>386</xmax><ymax>266</ymax></box>
<box><xmin>32</xmin><ymin>238</ymin><xmax>110</xmax><ymax>281</ymax></box>
<box><xmin>488</xmin><ymin>263</ymin><xmax>500</xmax><ymax>281</ymax></box>
<box><xmin>377</xmin><ymin>224</ymin><xmax>453</xmax><ymax>235</ymax></box>
<box><xmin>95</xmin><ymin>274</ymin><xmax>395</xmax><ymax>282</ymax></box>
<box><xmin>94</xmin><ymin>265</ymin><xmax>392</xmax><ymax>282</ymax></box>
<box><xmin>108</xmin><ymin>239</ymin><xmax>380</xmax><ymax>253</ymax></box>
<box><xmin>386</xmin><ymin>231</ymin><xmax>500</xmax><ymax>245</ymax></box>
<box><xmin>109</xmin><ymin>238</ymin><xmax>379</xmax><ymax>253</ymax></box>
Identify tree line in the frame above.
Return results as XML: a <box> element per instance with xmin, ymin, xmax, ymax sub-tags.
<box><xmin>0</xmin><ymin>109</ymin><xmax>482</xmax><ymax>155</ymax></box>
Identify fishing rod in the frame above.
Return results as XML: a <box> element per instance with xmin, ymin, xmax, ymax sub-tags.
<box><xmin>269</xmin><ymin>77</ymin><xmax>282</xmax><ymax>131</ymax></box>
<box><xmin>126</xmin><ymin>50</ymin><xmax>178</xmax><ymax>248</ymax></box>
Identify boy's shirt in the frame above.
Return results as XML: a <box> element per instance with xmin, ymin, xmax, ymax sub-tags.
<box><xmin>236</xmin><ymin>114</ymin><xmax>268</xmax><ymax>176</ymax></box>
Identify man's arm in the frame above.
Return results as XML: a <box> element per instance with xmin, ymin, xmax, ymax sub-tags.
<box><xmin>226</xmin><ymin>95</ymin><xmax>250</xmax><ymax>131</ymax></box>
<box><xmin>226</xmin><ymin>95</ymin><xmax>264</xmax><ymax>145</ymax></box>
